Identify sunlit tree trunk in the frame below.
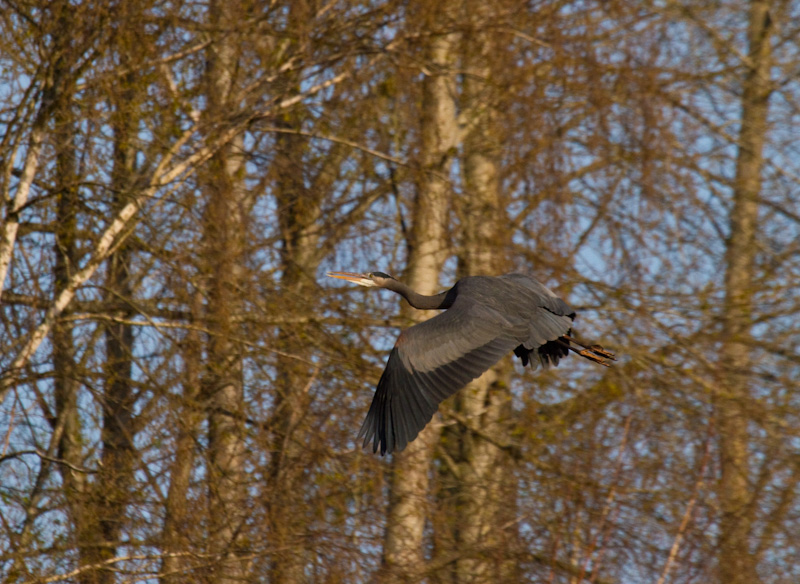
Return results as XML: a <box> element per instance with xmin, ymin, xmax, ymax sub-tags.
<box><xmin>201</xmin><ymin>3</ymin><xmax>249</xmax><ymax>581</ymax></box>
<box><xmin>203</xmin><ymin>119</ymin><xmax>249</xmax><ymax>584</ymax></box>
<box><xmin>448</xmin><ymin>13</ymin><xmax>516</xmax><ymax>581</ymax></box>
<box><xmin>0</xmin><ymin>111</ymin><xmax>45</xmax><ymax>303</ymax></box>
<box><xmin>383</xmin><ymin>16</ymin><xmax>460</xmax><ymax>581</ymax></box>
<box><xmin>718</xmin><ymin>2</ymin><xmax>772</xmax><ymax>584</ymax></box>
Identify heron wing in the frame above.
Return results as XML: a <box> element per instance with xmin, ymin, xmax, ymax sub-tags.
<box><xmin>499</xmin><ymin>274</ymin><xmax>576</xmax><ymax>368</ymax></box>
<box><xmin>358</xmin><ymin>297</ymin><xmax>522</xmax><ymax>455</ymax></box>
<box><xmin>500</xmin><ymin>273</ymin><xmax>575</xmax><ymax>320</ymax></box>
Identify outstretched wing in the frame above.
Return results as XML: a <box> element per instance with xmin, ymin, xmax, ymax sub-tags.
<box><xmin>358</xmin><ymin>297</ymin><xmax>523</xmax><ymax>455</ymax></box>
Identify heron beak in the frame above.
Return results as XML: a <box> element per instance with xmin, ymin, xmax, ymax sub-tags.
<box><xmin>326</xmin><ymin>271</ymin><xmax>375</xmax><ymax>286</ymax></box>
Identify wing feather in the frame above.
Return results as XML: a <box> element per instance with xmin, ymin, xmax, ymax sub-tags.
<box><xmin>358</xmin><ymin>298</ymin><xmax>523</xmax><ymax>454</ymax></box>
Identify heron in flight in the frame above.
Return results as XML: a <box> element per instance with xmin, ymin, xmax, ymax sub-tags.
<box><xmin>328</xmin><ymin>271</ymin><xmax>615</xmax><ymax>455</ymax></box>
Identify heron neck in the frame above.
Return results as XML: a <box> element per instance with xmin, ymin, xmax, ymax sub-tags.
<box><xmin>385</xmin><ymin>280</ymin><xmax>454</xmax><ymax>310</ymax></box>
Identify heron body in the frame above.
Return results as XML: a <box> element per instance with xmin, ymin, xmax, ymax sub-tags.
<box><xmin>328</xmin><ymin>271</ymin><xmax>614</xmax><ymax>455</ymax></box>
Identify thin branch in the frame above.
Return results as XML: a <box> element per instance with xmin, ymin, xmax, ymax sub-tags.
<box><xmin>581</xmin><ymin>415</ymin><xmax>633</xmax><ymax>583</ymax></box>
<box><xmin>0</xmin><ymin>449</ymin><xmax>96</xmax><ymax>474</ymax></box>
<box><xmin>656</xmin><ymin>431</ymin><xmax>712</xmax><ymax>584</ymax></box>
<box><xmin>259</xmin><ymin>126</ymin><xmax>409</xmax><ymax>167</ymax></box>
<box><xmin>0</xmin><ymin>63</ymin><xmax>357</xmax><ymax>406</ymax></box>
<box><xmin>20</xmin><ymin>552</ymin><xmax>197</xmax><ymax>584</ymax></box>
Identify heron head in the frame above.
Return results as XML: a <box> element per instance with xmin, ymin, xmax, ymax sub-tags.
<box><xmin>327</xmin><ymin>271</ymin><xmax>395</xmax><ymax>287</ymax></box>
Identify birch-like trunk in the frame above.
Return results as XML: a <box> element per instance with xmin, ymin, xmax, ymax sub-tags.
<box><xmin>203</xmin><ymin>141</ymin><xmax>249</xmax><ymax>584</ymax></box>
<box><xmin>718</xmin><ymin>2</ymin><xmax>772</xmax><ymax>583</ymax></box>
<box><xmin>450</xmin><ymin>22</ymin><xmax>516</xmax><ymax>581</ymax></box>
<box><xmin>204</xmin><ymin>26</ymin><xmax>249</xmax><ymax>584</ymax></box>
<box><xmin>202</xmin><ymin>5</ymin><xmax>249</xmax><ymax>581</ymax></box>
<box><xmin>0</xmin><ymin>111</ymin><xmax>46</xmax><ymax>301</ymax></box>
<box><xmin>383</xmin><ymin>22</ymin><xmax>459</xmax><ymax>581</ymax></box>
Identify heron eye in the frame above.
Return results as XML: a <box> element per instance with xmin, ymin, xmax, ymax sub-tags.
<box><xmin>371</xmin><ymin>271</ymin><xmax>392</xmax><ymax>279</ymax></box>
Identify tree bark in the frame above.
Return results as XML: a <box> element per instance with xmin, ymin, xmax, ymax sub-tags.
<box><xmin>50</xmin><ymin>65</ymin><xmax>95</xmax><ymax>584</ymax></box>
<box><xmin>449</xmin><ymin>17</ymin><xmax>516</xmax><ymax>581</ymax></box>
<box><xmin>0</xmin><ymin>91</ymin><xmax>47</xmax><ymax>301</ymax></box>
<box><xmin>89</xmin><ymin>36</ymin><xmax>142</xmax><ymax>582</ymax></box>
<box><xmin>203</xmin><ymin>143</ymin><xmax>249</xmax><ymax>584</ymax></box>
<box><xmin>201</xmin><ymin>4</ymin><xmax>249</xmax><ymax>581</ymax></box>
<box><xmin>161</xmin><ymin>290</ymin><xmax>204</xmax><ymax>584</ymax></box>
<box><xmin>44</xmin><ymin>8</ymin><xmax>101</xmax><ymax>580</ymax></box>
<box><xmin>718</xmin><ymin>2</ymin><xmax>772</xmax><ymax>584</ymax></box>
<box><xmin>383</xmin><ymin>19</ymin><xmax>460</xmax><ymax>581</ymax></box>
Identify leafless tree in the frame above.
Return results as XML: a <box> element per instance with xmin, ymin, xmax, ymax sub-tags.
<box><xmin>2</xmin><ymin>2</ymin><xmax>799</xmax><ymax>583</ymax></box>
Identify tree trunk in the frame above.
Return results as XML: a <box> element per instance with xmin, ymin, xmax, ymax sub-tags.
<box><xmin>162</xmin><ymin>290</ymin><xmax>205</xmax><ymax>584</ymax></box>
<box><xmin>383</xmin><ymin>21</ymin><xmax>460</xmax><ymax>581</ymax></box>
<box><xmin>88</xmin><ymin>43</ymin><xmax>142</xmax><ymax>582</ymax></box>
<box><xmin>50</xmin><ymin>67</ymin><xmax>95</xmax><ymax>584</ymax></box>
<box><xmin>269</xmin><ymin>100</ymin><xmax>322</xmax><ymax>584</ymax></box>
<box><xmin>204</xmin><ymin>143</ymin><xmax>249</xmax><ymax>584</ymax></box>
<box><xmin>449</xmin><ymin>19</ymin><xmax>516</xmax><ymax>581</ymax></box>
<box><xmin>718</xmin><ymin>2</ymin><xmax>772</xmax><ymax>584</ymax></box>
<box><xmin>202</xmin><ymin>4</ymin><xmax>249</xmax><ymax>581</ymax></box>
<box><xmin>44</xmin><ymin>9</ymin><xmax>101</xmax><ymax>580</ymax></box>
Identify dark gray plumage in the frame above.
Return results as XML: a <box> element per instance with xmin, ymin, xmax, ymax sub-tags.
<box><xmin>327</xmin><ymin>271</ymin><xmax>615</xmax><ymax>455</ymax></box>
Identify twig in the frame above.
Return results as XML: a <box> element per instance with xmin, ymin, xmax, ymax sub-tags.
<box><xmin>581</xmin><ymin>414</ymin><xmax>632</xmax><ymax>582</ymax></box>
<box><xmin>655</xmin><ymin>429</ymin><xmax>712</xmax><ymax>584</ymax></box>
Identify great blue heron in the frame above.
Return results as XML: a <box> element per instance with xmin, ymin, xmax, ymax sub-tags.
<box><xmin>328</xmin><ymin>271</ymin><xmax>615</xmax><ymax>455</ymax></box>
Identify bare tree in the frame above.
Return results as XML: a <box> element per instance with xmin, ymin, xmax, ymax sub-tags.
<box><xmin>48</xmin><ymin>10</ymin><xmax>94</xmax><ymax>577</ymax></box>
<box><xmin>381</xmin><ymin>7</ymin><xmax>462</xmax><ymax>581</ymax></box>
<box><xmin>2</xmin><ymin>2</ymin><xmax>799</xmax><ymax>583</ymax></box>
<box><xmin>199</xmin><ymin>4</ymin><xmax>251</xmax><ymax>581</ymax></box>
<box><xmin>267</xmin><ymin>6</ymin><xmax>324</xmax><ymax>580</ymax></box>
<box><xmin>446</xmin><ymin>7</ymin><xmax>517</xmax><ymax>582</ymax></box>
<box><xmin>718</xmin><ymin>2</ymin><xmax>773</xmax><ymax>583</ymax></box>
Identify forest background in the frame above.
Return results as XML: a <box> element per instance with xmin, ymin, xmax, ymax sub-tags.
<box><xmin>1</xmin><ymin>1</ymin><xmax>799</xmax><ymax>583</ymax></box>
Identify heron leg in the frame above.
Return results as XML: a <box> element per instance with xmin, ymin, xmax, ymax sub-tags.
<box><xmin>559</xmin><ymin>335</ymin><xmax>617</xmax><ymax>366</ymax></box>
